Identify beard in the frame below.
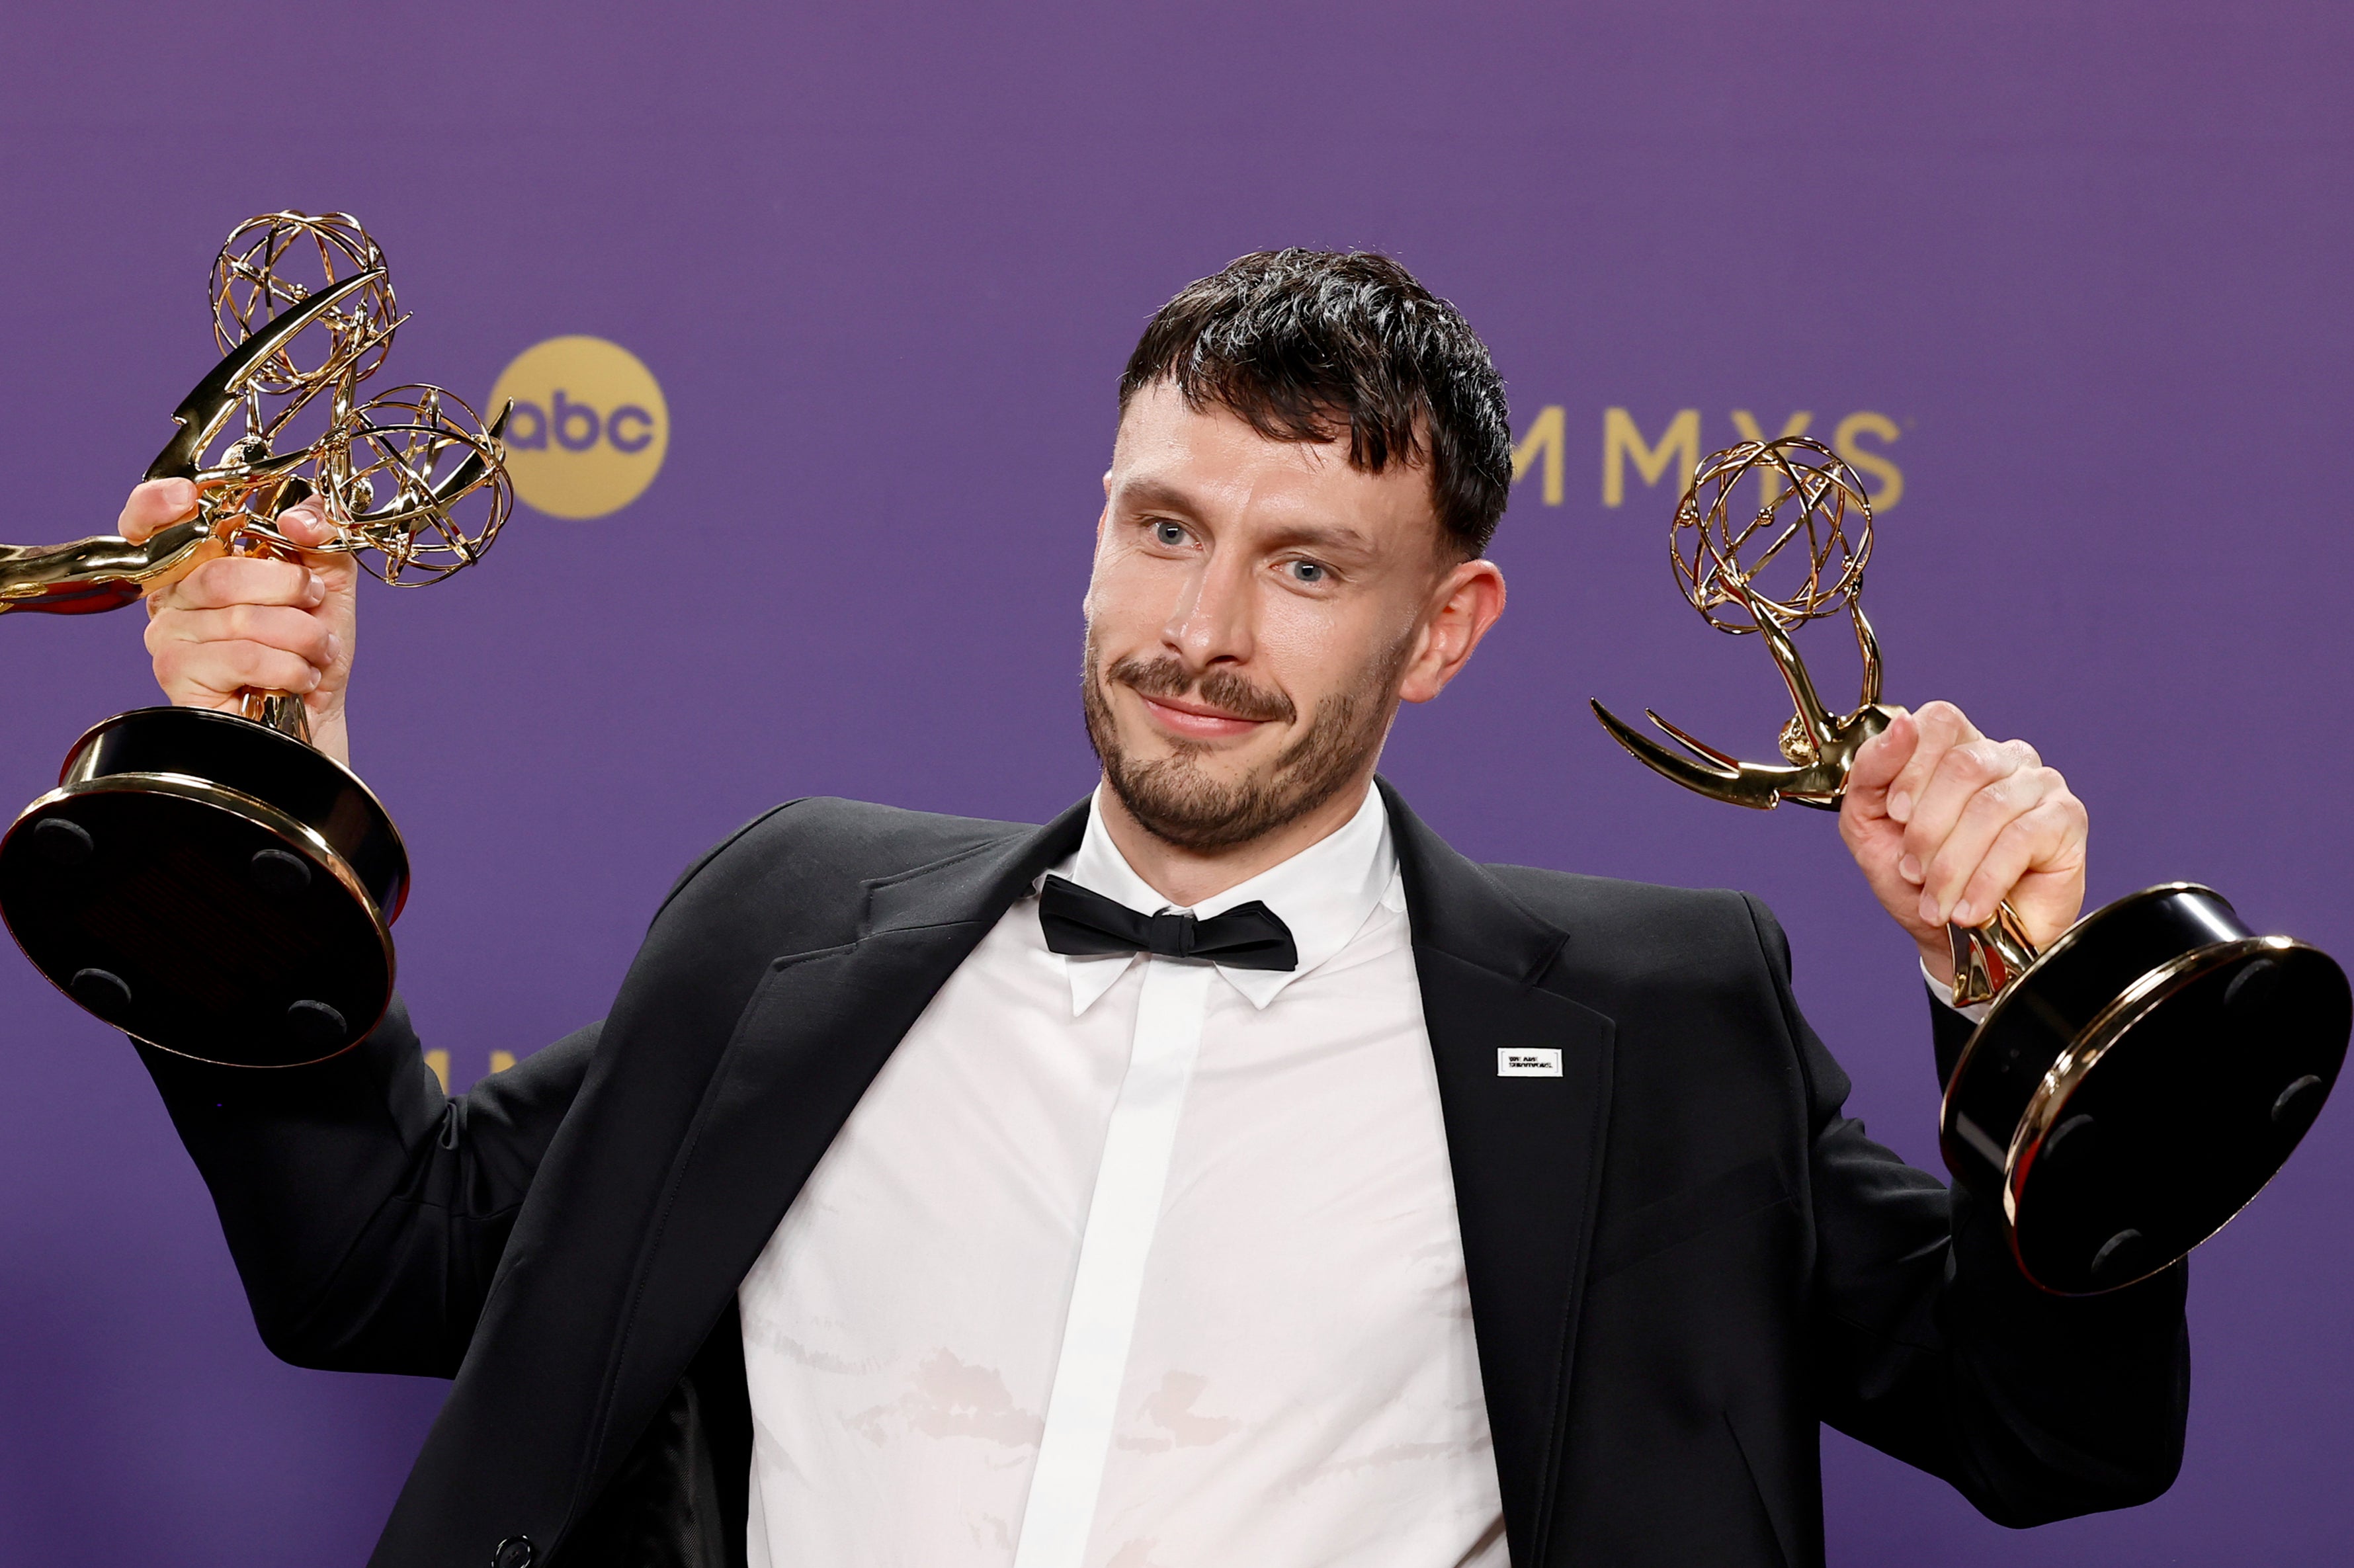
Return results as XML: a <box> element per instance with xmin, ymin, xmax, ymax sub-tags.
<box><xmin>1080</xmin><ymin>629</ymin><xmax>1408</xmax><ymax>852</ymax></box>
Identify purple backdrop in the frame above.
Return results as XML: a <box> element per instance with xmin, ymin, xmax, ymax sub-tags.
<box><xmin>3</xmin><ymin>4</ymin><xmax>2349</xmax><ymax>1561</ymax></box>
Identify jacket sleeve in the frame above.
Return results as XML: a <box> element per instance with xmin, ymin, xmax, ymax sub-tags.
<box><xmin>134</xmin><ymin>997</ymin><xmax>597</xmax><ymax>1378</ymax></box>
<box><xmin>1744</xmin><ymin>895</ymin><xmax>2193</xmax><ymax>1526</ymax></box>
<box><xmin>128</xmin><ymin>804</ymin><xmax>816</xmax><ymax>1383</ymax></box>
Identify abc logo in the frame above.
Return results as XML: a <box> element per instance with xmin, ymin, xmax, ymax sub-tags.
<box><xmin>489</xmin><ymin>336</ymin><xmax>667</xmax><ymax>519</ymax></box>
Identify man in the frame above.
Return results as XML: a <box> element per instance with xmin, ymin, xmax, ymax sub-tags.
<box><xmin>116</xmin><ymin>250</ymin><xmax>2185</xmax><ymax>1568</ymax></box>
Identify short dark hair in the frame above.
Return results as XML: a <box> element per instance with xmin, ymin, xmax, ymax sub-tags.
<box><xmin>1118</xmin><ymin>249</ymin><xmax>1514</xmax><ymax>559</ymax></box>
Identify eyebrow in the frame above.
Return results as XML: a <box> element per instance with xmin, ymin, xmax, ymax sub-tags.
<box><xmin>1114</xmin><ymin>477</ymin><xmax>1204</xmax><ymax>518</ymax></box>
<box><xmin>1114</xmin><ymin>477</ymin><xmax>1380</xmax><ymax>561</ymax></box>
<box><xmin>1261</xmin><ymin>520</ymin><xmax>1378</xmax><ymax>561</ymax></box>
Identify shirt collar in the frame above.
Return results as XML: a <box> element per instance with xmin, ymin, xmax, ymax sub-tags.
<box><xmin>1046</xmin><ymin>783</ymin><xmax>1398</xmax><ymax>1015</ymax></box>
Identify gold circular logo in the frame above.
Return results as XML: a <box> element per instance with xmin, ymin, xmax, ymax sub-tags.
<box><xmin>487</xmin><ymin>336</ymin><xmax>667</xmax><ymax>519</ymax></box>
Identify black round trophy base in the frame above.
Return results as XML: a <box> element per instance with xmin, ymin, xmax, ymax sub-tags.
<box><xmin>1940</xmin><ymin>884</ymin><xmax>2350</xmax><ymax>1295</ymax></box>
<box><xmin>0</xmin><ymin>707</ymin><xmax>409</xmax><ymax>1067</ymax></box>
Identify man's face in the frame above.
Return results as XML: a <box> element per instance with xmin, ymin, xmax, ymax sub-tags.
<box><xmin>1081</xmin><ymin>380</ymin><xmax>1468</xmax><ymax>851</ymax></box>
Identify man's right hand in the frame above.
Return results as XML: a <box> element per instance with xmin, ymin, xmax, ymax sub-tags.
<box><xmin>121</xmin><ymin>479</ymin><xmax>358</xmax><ymax>768</ymax></box>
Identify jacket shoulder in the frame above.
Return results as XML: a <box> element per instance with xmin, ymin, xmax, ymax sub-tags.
<box><xmin>1479</xmin><ymin>862</ymin><xmax>1780</xmax><ymax>987</ymax></box>
<box><xmin>652</xmin><ymin>796</ymin><xmax>1034</xmax><ymax>941</ymax></box>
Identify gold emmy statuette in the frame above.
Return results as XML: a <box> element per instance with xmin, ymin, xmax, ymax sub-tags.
<box><xmin>1593</xmin><ymin>436</ymin><xmax>2350</xmax><ymax>1294</ymax></box>
<box><xmin>0</xmin><ymin>212</ymin><xmax>510</xmax><ymax>1067</ymax></box>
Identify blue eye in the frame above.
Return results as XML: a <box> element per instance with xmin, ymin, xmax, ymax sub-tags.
<box><xmin>1289</xmin><ymin>560</ymin><xmax>1326</xmax><ymax>584</ymax></box>
<box><xmin>1153</xmin><ymin>520</ymin><xmax>1187</xmax><ymax>546</ymax></box>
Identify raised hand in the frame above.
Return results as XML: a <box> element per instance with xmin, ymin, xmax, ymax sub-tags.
<box><xmin>1841</xmin><ymin>700</ymin><xmax>2087</xmax><ymax>986</ymax></box>
<box><xmin>122</xmin><ymin>478</ymin><xmax>359</xmax><ymax>768</ymax></box>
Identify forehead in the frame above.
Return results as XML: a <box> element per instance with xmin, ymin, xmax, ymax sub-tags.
<box><xmin>1109</xmin><ymin>380</ymin><xmax>1438</xmax><ymax>546</ymax></box>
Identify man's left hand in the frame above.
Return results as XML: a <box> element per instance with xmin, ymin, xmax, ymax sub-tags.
<box><xmin>1842</xmin><ymin>701</ymin><xmax>2087</xmax><ymax>987</ymax></box>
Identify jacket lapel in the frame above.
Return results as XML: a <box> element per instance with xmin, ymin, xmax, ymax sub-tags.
<box><xmin>1381</xmin><ymin>780</ymin><xmax>1617</xmax><ymax>1568</ymax></box>
<box><xmin>585</xmin><ymin>798</ymin><xmax>1092</xmax><ymax>1495</ymax></box>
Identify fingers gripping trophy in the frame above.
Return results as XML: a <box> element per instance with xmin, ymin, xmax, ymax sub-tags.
<box><xmin>0</xmin><ymin>212</ymin><xmax>509</xmax><ymax>1067</ymax></box>
<box><xmin>1593</xmin><ymin>436</ymin><xmax>2351</xmax><ymax>1294</ymax></box>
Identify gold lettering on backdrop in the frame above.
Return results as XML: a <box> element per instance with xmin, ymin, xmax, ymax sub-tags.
<box><xmin>1511</xmin><ymin>405</ymin><xmax>1566</xmax><ymax>506</ymax></box>
<box><xmin>1833</xmin><ymin>411</ymin><xmax>1903</xmax><ymax>512</ymax></box>
<box><xmin>1603</xmin><ymin>407</ymin><xmax>1701</xmax><ymax>507</ymax></box>
<box><xmin>1257</xmin><ymin>403</ymin><xmax>1903</xmax><ymax>518</ymax></box>
<box><xmin>420</xmin><ymin>1048</ymin><xmax>519</xmax><ymax>1093</ymax></box>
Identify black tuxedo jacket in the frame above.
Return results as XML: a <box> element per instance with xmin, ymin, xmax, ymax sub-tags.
<box><xmin>138</xmin><ymin>782</ymin><xmax>2188</xmax><ymax>1568</ymax></box>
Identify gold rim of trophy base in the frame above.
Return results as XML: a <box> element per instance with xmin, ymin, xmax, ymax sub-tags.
<box><xmin>1999</xmin><ymin>931</ymin><xmax>2320</xmax><ymax>1294</ymax></box>
<box><xmin>1940</xmin><ymin>880</ymin><xmax>2312</xmax><ymax>1296</ymax></box>
<box><xmin>9</xmin><ymin>768</ymin><xmax>395</xmax><ymax>1067</ymax></box>
<box><xmin>58</xmin><ymin>705</ymin><xmax>415</xmax><ymax>923</ymax></box>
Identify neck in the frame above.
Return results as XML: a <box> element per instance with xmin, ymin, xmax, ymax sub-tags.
<box><xmin>1093</xmin><ymin>767</ymin><xmax>1379</xmax><ymax>908</ymax></box>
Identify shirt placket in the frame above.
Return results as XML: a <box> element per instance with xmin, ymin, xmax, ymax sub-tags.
<box><xmin>1013</xmin><ymin>955</ymin><xmax>1214</xmax><ymax>1568</ymax></box>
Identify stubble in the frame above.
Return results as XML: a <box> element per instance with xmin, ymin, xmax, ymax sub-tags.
<box><xmin>1079</xmin><ymin>631</ymin><xmax>1408</xmax><ymax>852</ymax></box>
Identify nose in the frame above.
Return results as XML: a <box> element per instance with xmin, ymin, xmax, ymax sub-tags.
<box><xmin>1161</xmin><ymin>546</ymin><xmax>1255</xmax><ymax>673</ymax></box>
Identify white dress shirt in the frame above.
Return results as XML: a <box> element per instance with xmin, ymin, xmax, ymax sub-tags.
<box><xmin>737</xmin><ymin>784</ymin><xmax>1509</xmax><ymax>1567</ymax></box>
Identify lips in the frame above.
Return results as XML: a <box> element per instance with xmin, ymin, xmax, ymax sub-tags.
<box><xmin>1145</xmin><ymin>692</ymin><xmax>1255</xmax><ymax>722</ymax></box>
<box><xmin>1101</xmin><ymin>652</ymin><xmax>1293</xmax><ymax>740</ymax></box>
<box><xmin>1136</xmin><ymin>692</ymin><xmax>1269</xmax><ymax>739</ymax></box>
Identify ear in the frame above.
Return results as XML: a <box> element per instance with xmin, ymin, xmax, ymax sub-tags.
<box><xmin>1398</xmin><ymin>557</ymin><xmax>1507</xmax><ymax>704</ymax></box>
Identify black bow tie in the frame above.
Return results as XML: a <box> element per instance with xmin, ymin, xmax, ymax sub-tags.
<box><xmin>1037</xmin><ymin>874</ymin><xmax>1298</xmax><ymax>971</ymax></box>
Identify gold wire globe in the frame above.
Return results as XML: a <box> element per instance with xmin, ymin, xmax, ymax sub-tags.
<box><xmin>1670</xmin><ymin>435</ymin><xmax>1874</xmax><ymax>636</ymax></box>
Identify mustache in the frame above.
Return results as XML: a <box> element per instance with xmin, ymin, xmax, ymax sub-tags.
<box><xmin>1107</xmin><ymin>654</ymin><xmax>1296</xmax><ymax>725</ymax></box>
